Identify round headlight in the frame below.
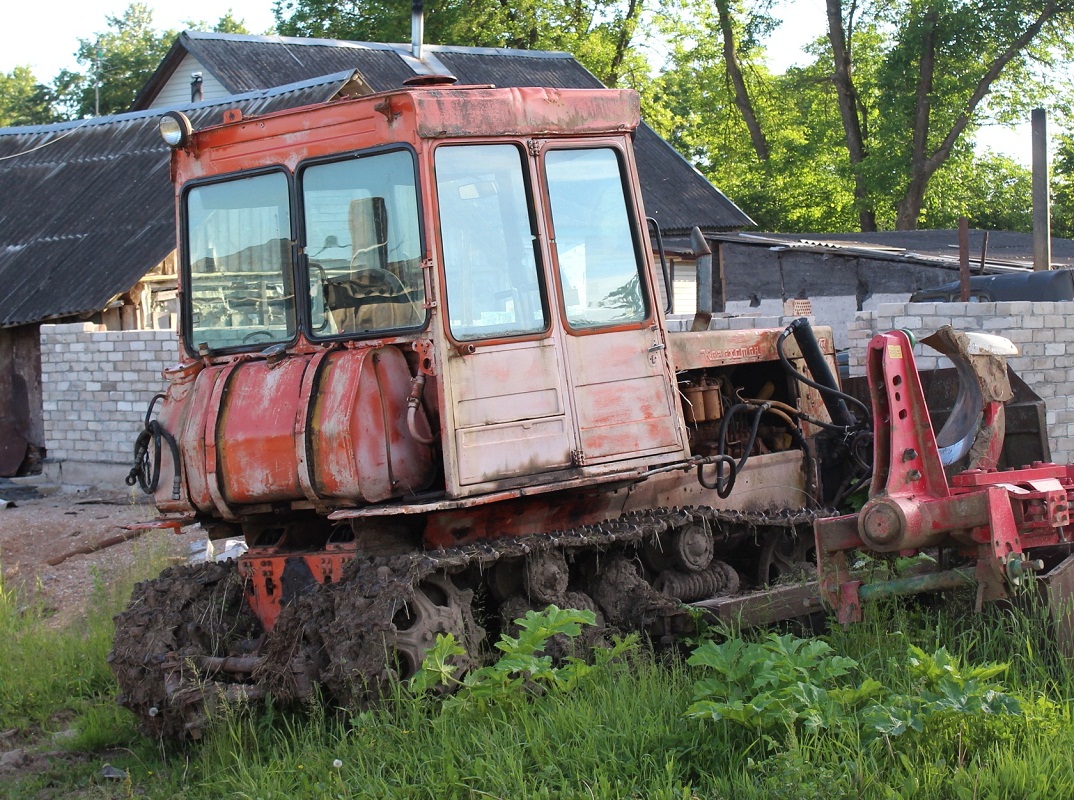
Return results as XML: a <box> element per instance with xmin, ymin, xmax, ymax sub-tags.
<box><xmin>158</xmin><ymin>111</ymin><xmax>193</xmax><ymax>148</ymax></box>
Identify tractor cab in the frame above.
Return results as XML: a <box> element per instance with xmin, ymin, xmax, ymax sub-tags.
<box><xmin>159</xmin><ymin>85</ymin><xmax>687</xmax><ymax>517</ymax></box>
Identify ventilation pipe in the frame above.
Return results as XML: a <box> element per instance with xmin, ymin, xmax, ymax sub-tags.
<box><xmin>191</xmin><ymin>72</ymin><xmax>203</xmax><ymax>103</ymax></box>
<box><xmin>1032</xmin><ymin>107</ymin><xmax>1051</xmax><ymax>271</ymax></box>
<box><xmin>411</xmin><ymin>1</ymin><xmax>425</xmax><ymax>60</ymax></box>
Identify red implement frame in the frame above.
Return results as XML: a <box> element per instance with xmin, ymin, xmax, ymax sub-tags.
<box><xmin>815</xmin><ymin>330</ymin><xmax>1074</xmax><ymax>624</ymax></box>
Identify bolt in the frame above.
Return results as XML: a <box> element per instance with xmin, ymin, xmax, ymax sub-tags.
<box><xmin>907</xmin><ymin>469</ymin><xmax>922</xmax><ymax>481</ymax></box>
<box><xmin>902</xmin><ymin>448</ymin><xmax>918</xmax><ymax>462</ymax></box>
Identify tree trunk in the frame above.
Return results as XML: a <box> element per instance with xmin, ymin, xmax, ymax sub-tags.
<box><xmin>714</xmin><ymin>0</ymin><xmax>769</xmax><ymax>161</ymax></box>
<box><xmin>895</xmin><ymin>8</ymin><xmax>938</xmax><ymax>231</ymax></box>
<box><xmin>826</xmin><ymin>0</ymin><xmax>875</xmax><ymax>232</ymax></box>
<box><xmin>895</xmin><ymin>0</ymin><xmax>1061</xmax><ymax>229</ymax></box>
<box><xmin>606</xmin><ymin>0</ymin><xmax>643</xmax><ymax>87</ymax></box>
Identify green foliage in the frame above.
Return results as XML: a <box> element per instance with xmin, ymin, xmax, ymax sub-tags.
<box><xmin>1052</xmin><ymin>133</ymin><xmax>1074</xmax><ymax>239</ymax></box>
<box><xmin>410</xmin><ymin>605</ymin><xmax>607</xmax><ymax>706</ymax></box>
<box><xmin>0</xmin><ymin>66</ymin><xmax>58</xmax><ymax>126</ymax></box>
<box><xmin>53</xmin><ymin>3</ymin><xmax>177</xmax><ymax>118</ymax></box>
<box><xmin>7</xmin><ymin>582</ymin><xmax>1074</xmax><ymax>799</ymax></box>
<box><xmin>649</xmin><ymin>0</ymin><xmax>1071</xmax><ymax>232</ymax></box>
<box><xmin>0</xmin><ymin>542</ymin><xmax>171</xmax><ymax>736</ymax></box>
<box><xmin>686</xmin><ymin>633</ymin><xmax>879</xmax><ymax>737</ymax></box>
<box><xmin>687</xmin><ymin>632</ymin><xmax>1028</xmax><ymax>761</ymax></box>
<box><xmin>273</xmin><ymin>0</ymin><xmax>652</xmax><ymax>87</ymax></box>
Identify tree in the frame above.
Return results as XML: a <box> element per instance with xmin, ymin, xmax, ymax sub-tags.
<box><xmin>273</xmin><ymin>0</ymin><xmax>651</xmax><ymax>87</ymax></box>
<box><xmin>53</xmin><ymin>3</ymin><xmax>176</xmax><ymax>118</ymax></box>
<box><xmin>824</xmin><ymin>0</ymin><xmax>1074</xmax><ymax>231</ymax></box>
<box><xmin>0</xmin><ymin>67</ymin><xmax>58</xmax><ymax>127</ymax></box>
<box><xmin>1051</xmin><ymin>134</ymin><xmax>1074</xmax><ymax>238</ymax></box>
<box><xmin>651</xmin><ymin>0</ymin><xmax>862</xmax><ymax>232</ymax></box>
<box><xmin>46</xmin><ymin>5</ymin><xmax>255</xmax><ymax>120</ymax></box>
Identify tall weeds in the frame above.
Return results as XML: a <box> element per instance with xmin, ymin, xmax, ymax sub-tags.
<box><xmin>6</xmin><ymin>581</ymin><xmax>1074</xmax><ymax>800</ymax></box>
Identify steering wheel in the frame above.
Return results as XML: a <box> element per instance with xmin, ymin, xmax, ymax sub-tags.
<box><xmin>242</xmin><ymin>330</ymin><xmax>275</xmax><ymax>344</ymax></box>
<box><xmin>344</xmin><ymin>267</ymin><xmax>407</xmax><ymax>293</ymax></box>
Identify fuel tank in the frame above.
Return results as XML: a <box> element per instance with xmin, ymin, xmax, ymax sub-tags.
<box><xmin>153</xmin><ymin>345</ymin><xmax>434</xmax><ymax>517</ymax></box>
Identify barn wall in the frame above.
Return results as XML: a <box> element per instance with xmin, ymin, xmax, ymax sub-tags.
<box><xmin>0</xmin><ymin>324</ymin><xmax>43</xmax><ymax>476</ymax></box>
<box><xmin>849</xmin><ymin>301</ymin><xmax>1074</xmax><ymax>465</ymax></box>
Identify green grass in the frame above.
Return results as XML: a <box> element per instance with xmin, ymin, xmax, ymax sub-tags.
<box><xmin>5</xmin><ymin>577</ymin><xmax>1074</xmax><ymax>799</ymax></box>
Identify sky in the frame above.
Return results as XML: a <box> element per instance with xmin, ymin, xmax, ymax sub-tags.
<box><xmin>1</xmin><ymin>1</ymin><xmax>278</xmax><ymax>78</ymax></box>
<box><xmin>2</xmin><ymin>0</ymin><xmax>1030</xmax><ymax>161</ymax></box>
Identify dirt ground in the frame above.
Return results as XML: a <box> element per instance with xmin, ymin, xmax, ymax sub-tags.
<box><xmin>0</xmin><ymin>484</ymin><xmax>204</xmax><ymax>629</ymax></box>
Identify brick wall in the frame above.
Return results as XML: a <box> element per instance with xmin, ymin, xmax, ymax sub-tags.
<box><xmin>41</xmin><ymin>323</ymin><xmax>175</xmax><ymax>467</ymax></box>
<box><xmin>849</xmin><ymin>301</ymin><xmax>1074</xmax><ymax>465</ymax></box>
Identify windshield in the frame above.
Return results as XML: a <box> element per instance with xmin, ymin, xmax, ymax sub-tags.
<box><xmin>184</xmin><ymin>172</ymin><xmax>295</xmax><ymax>351</ymax></box>
<box><xmin>545</xmin><ymin>148</ymin><xmax>647</xmax><ymax>328</ymax></box>
<box><xmin>302</xmin><ymin>149</ymin><xmax>425</xmax><ymax>336</ymax></box>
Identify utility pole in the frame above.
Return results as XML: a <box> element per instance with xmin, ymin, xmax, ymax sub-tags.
<box><xmin>1032</xmin><ymin>108</ymin><xmax>1051</xmax><ymax>271</ymax></box>
<box><xmin>94</xmin><ymin>47</ymin><xmax>101</xmax><ymax>117</ymax></box>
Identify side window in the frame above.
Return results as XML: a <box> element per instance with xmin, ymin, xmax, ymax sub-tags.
<box><xmin>435</xmin><ymin>144</ymin><xmax>548</xmax><ymax>341</ymax></box>
<box><xmin>301</xmin><ymin>149</ymin><xmax>425</xmax><ymax>336</ymax></box>
<box><xmin>185</xmin><ymin>172</ymin><xmax>295</xmax><ymax>352</ymax></box>
<box><xmin>545</xmin><ymin>148</ymin><xmax>648</xmax><ymax>328</ymax></box>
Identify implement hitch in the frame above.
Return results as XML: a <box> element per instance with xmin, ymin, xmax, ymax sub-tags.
<box><xmin>815</xmin><ymin>328</ymin><xmax>1074</xmax><ymax>629</ymax></box>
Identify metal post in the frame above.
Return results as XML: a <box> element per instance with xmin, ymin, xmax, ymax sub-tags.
<box><xmin>958</xmin><ymin>217</ymin><xmax>970</xmax><ymax>300</ymax></box>
<box><xmin>1032</xmin><ymin>108</ymin><xmax>1051</xmax><ymax>271</ymax></box>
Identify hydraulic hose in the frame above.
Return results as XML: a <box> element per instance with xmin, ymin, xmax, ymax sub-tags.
<box><xmin>776</xmin><ymin>319</ymin><xmax>870</xmax><ymax>427</ymax></box>
<box><xmin>406</xmin><ymin>373</ymin><xmax>437</xmax><ymax>445</ymax></box>
<box><xmin>125</xmin><ymin>394</ymin><xmax>181</xmax><ymax>499</ymax></box>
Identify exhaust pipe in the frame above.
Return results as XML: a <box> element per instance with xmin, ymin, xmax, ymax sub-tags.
<box><xmin>412</xmin><ymin>1</ymin><xmax>425</xmax><ymax>60</ymax></box>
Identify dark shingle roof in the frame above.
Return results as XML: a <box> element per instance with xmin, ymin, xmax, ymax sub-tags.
<box><xmin>0</xmin><ymin>73</ymin><xmax>352</xmax><ymax>328</ymax></box>
<box><xmin>2</xmin><ymin>33</ymin><xmax>753</xmax><ymax>328</ymax></box>
<box><xmin>134</xmin><ymin>32</ymin><xmax>752</xmax><ymax>236</ymax></box>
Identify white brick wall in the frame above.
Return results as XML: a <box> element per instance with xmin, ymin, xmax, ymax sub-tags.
<box><xmin>41</xmin><ymin>323</ymin><xmax>177</xmax><ymax>465</ymax></box>
<box><xmin>850</xmin><ymin>302</ymin><xmax>1074</xmax><ymax>465</ymax></box>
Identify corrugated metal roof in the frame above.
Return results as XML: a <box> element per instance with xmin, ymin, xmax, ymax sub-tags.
<box><xmin>0</xmin><ymin>74</ymin><xmax>350</xmax><ymax>329</ymax></box>
<box><xmin>185</xmin><ymin>35</ymin><xmax>417</xmax><ymax>96</ymax></box>
<box><xmin>739</xmin><ymin>230</ymin><xmax>1074</xmax><ymax>270</ymax></box>
<box><xmin>432</xmin><ymin>50</ymin><xmax>604</xmax><ymax>89</ymax></box>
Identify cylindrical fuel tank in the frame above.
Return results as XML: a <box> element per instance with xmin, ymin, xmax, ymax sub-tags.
<box><xmin>154</xmin><ymin>346</ymin><xmax>434</xmax><ymax>516</ymax></box>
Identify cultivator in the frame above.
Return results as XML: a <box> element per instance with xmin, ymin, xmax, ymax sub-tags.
<box><xmin>814</xmin><ymin>329</ymin><xmax>1074</xmax><ymax>633</ymax></box>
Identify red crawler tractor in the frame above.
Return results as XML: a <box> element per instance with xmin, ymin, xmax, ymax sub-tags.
<box><xmin>112</xmin><ymin>81</ymin><xmax>1074</xmax><ymax>738</ymax></box>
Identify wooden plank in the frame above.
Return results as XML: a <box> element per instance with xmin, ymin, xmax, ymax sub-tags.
<box><xmin>692</xmin><ymin>581</ymin><xmax>822</xmax><ymax>627</ymax></box>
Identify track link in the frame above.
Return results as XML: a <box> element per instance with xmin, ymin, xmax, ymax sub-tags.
<box><xmin>110</xmin><ymin>505</ymin><xmax>827</xmax><ymax>738</ymax></box>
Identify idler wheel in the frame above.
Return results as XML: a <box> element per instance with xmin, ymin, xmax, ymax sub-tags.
<box><xmin>523</xmin><ymin>549</ymin><xmax>570</xmax><ymax>604</ymax></box>
<box><xmin>391</xmin><ymin>574</ymin><xmax>483</xmax><ymax>681</ymax></box>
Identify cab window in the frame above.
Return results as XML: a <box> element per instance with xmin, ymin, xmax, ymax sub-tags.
<box><xmin>545</xmin><ymin>148</ymin><xmax>647</xmax><ymax>328</ymax></box>
<box><xmin>301</xmin><ymin>149</ymin><xmax>425</xmax><ymax>337</ymax></box>
<box><xmin>435</xmin><ymin>144</ymin><xmax>548</xmax><ymax>341</ymax></box>
<box><xmin>184</xmin><ymin>171</ymin><xmax>295</xmax><ymax>352</ymax></box>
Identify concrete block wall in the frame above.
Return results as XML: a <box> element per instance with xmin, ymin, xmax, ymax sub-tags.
<box><xmin>849</xmin><ymin>301</ymin><xmax>1074</xmax><ymax>465</ymax></box>
<box><xmin>41</xmin><ymin>323</ymin><xmax>175</xmax><ymax>477</ymax></box>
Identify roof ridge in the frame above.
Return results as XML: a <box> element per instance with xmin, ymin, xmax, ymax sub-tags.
<box><xmin>181</xmin><ymin>30</ymin><xmax>574</xmax><ymax>59</ymax></box>
<box><xmin>0</xmin><ymin>69</ymin><xmax>356</xmax><ymax>137</ymax></box>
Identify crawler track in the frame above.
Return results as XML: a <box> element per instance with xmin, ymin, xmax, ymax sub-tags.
<box><xmin>110</xmin><ymin>505</ymin><xmax>826</xmax><ymax>738</ymax></box>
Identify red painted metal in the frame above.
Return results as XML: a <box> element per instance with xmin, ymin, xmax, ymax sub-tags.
<box><xmin>156</xmin><ymin>345</ymin><xmax>434</xmax><ymax>514</ymax></box>
<box><xmin>816</xmin><ymin>330</ymin><xmax>1074</xmax><ymax>623</ymax></box>
<box><xmin>238</xmin><ymin>546</ymin><xmax>356</xmax><ymax>631</ymax></box>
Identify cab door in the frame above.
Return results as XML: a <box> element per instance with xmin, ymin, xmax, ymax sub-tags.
<box><xmin>434</xmin><ymin>143</ymin><xmax>577</xmax><ymax>489</ymax></box>
<box><xmin>541</xmin><ymin>146</ymin><xmax>684</xmax><ymax>464</ymax></box>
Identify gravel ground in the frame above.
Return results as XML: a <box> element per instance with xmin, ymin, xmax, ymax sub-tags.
<box><xmin>0</xmin><ymin>484</ymin><xmax>204</xmax><ymax>629</ymax></box>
